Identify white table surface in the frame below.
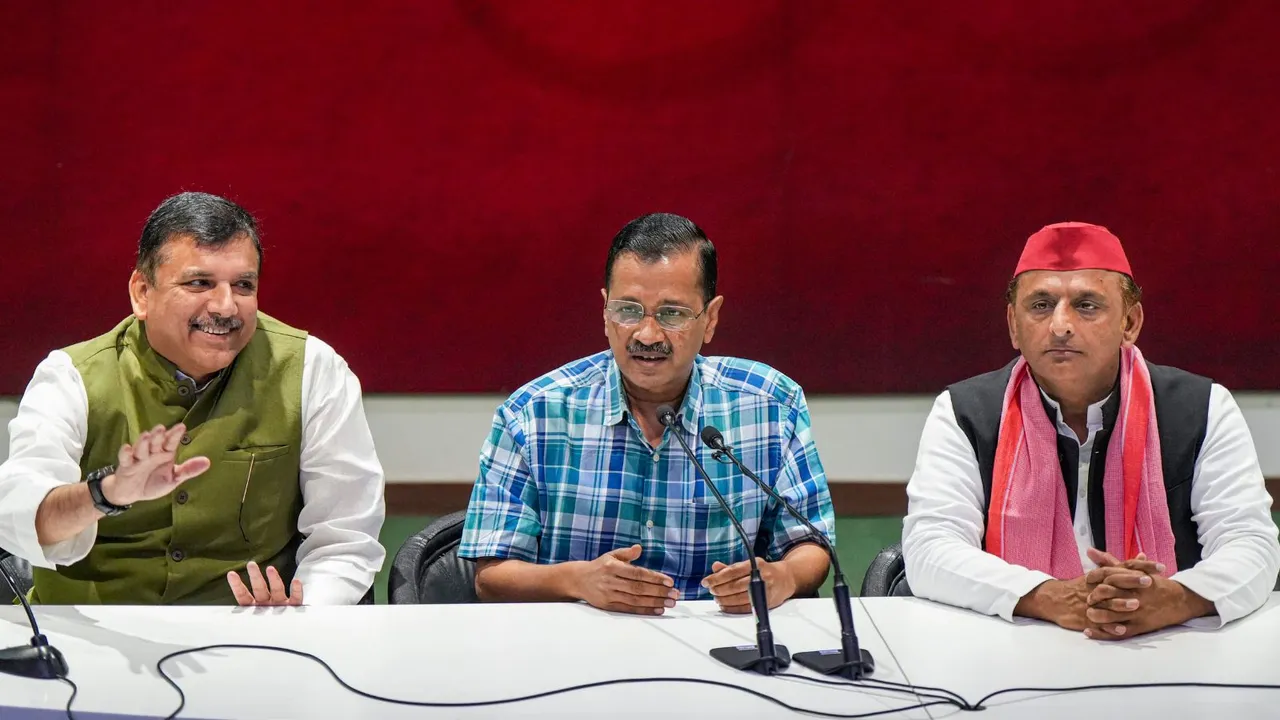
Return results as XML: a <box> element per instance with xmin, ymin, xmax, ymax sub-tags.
<box><xmin>0</xmin><ymin>598</ymin><xmax>931</xmax><ymax>720</ymax></box>
<box><xmin>862</xmin><ymin>593</ymin><xmax>1280</xmax><ymax>719</ymax></box>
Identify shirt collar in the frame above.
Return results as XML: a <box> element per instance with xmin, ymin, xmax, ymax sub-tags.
<box><xmin>1039</xmin><ymin>388</ymin><xmax>1110</xmax><ymax>434</ymax></box>
<box><xmin>602</xmin><ymin>354</ymin><xmax>704</xmax><ymax>431</ymax></box>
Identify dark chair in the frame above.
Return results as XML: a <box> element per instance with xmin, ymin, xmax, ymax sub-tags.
<box><xmin>859</xmin><ymin>542</ymin><xmax>913</xmax><ymax>597</ymax></box>
<box><xmin>388</xmin><ymin>510</ymin><xmax>477</xmax><ymax>604</ymax></box>
<box><xmin>0</xmin><ymin>553</ymin><xmax>34</xmax><ymax>605</ymax></box>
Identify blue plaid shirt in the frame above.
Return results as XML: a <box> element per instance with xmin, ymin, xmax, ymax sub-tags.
<box><xmin>459</xmin><ymin>351</ymin><xmax>835</xmax><ymax>600</ymax></box>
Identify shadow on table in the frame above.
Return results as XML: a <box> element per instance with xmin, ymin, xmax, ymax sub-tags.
<box><xmin>3</xmin><ymin>605</ymin><xmax>222</xmax><ymax>680</ymax></box>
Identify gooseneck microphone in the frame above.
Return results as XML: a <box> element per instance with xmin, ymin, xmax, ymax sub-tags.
<box><xmin>0</xmin><ymin>549</ymin><xmax>69</xmax><ymax>679</ymax></box>
<box><xmin>656</xmin><ymin>405</ymin><xmax>790</xmax><ymax>675</ymax></box>
<box><xmin>701</xmin><ymin>425</ymin><xmax>874</xmax><ymax>680</ymax></box>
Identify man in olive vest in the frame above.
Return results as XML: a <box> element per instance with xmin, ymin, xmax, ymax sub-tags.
<box><xmin>0</xmin><ymin>192</ymin><xmax>386</xmax><ymax>605</ymax></box>
<box><xmin>902</xmin><ymin>222</ymin><xmax>1279</xmax><ymax>639</ymax></box>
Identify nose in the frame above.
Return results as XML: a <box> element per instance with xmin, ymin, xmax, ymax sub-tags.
<box><xmin>1049</xmin><ymin>300</ymin><xmax>1074</xmax><ymax>338</ymax></box>
<box><xmin>206</xmin><ymin>283</ymin><xmax>237</xmax><ymax>317</ymax></box>
<box><xmin>632</xmin><ymin>315</ymin><xmax>667</xmax><ymax>346</ymax></box>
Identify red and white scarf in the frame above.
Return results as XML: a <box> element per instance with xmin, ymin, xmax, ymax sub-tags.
<box><xmin>984</xmin><ymin>346</ymin><xmax>1177</xmax><ymax>578</ymax></box>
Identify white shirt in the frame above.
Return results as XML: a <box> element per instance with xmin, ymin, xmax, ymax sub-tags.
<box><xmin>0</xmin><ymin>335</ymin><xmax>387</xmax><ymax>605</ymax></box>
<box><xmin>903</xmin><ymin>383</ymin><xmax>1280</xmax><ymax>625</ymax></box>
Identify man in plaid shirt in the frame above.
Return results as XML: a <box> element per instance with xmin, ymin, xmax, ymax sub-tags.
<box><xmin>459</xmin><ymin>213</ymin><xmax>835</xmax><ymax>615</ymax></box>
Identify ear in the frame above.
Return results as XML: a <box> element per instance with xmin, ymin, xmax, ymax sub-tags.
<box><xmin>129</xmin><ymin>270</ymin><xmax>150</xmax><ymax>320</ymax></box>
<box><xmin>601</xmin><ymin>288</ymin><xmax>610</xmax><ymax>337</ymax></box>
<box><xmin>1121</xmin><ymin>302</ymin><xmax>1144</xmax><ymax>347</ymax></box>
<box><xmin>1006</xmin><ymin>303</ymin><xmax>1020</xmax><ymax>351</ymax></box>
<box><xmin>701</xmin><ymin>295</ymin><xmax>725</xmax><ymax>345</ymax></box>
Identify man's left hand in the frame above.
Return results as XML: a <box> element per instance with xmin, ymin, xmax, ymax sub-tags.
<box><xmin>227</xmin><ymin>561</ymin><xmax>304</xmax><ymax>606</ymax></box>
<box><xmin>701</xmin><ymin>558</ymin><xmax>795</xmax><ymax>614</ymax></box>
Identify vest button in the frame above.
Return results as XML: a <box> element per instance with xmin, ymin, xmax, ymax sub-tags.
<box><xmin>175</xmin><ymin>490</ymin><xmax>189</xmax><ymax>505</ymax></box>
<box><xmin>170</xmin><ymin>549</ymin><xmax>185</xmax><ymax>562</ymax></box>
<box><xmin>180</xmin><ymin>434</ymin><xmax>192</xmax><ymax>445</ymax></box>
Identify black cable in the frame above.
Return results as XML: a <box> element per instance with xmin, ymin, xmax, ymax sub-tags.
<box><xmin>59</xmin><ymin>676</ymin><xmax>78</xmax><ymax>720</ymax></box>
<box><xmin>972</xmin><ymin>680</ymin><xmax>1280</xmax><ymax>709</ymax></box>
<box><xmin>154</xmin><ymin>643</ymin><xmax>954</xmax><ymax>720</ymax></box>
<box><xmin>781</xmin><ymin>672</ymin><xmax>973</xmax><ymax>710</ymax></box>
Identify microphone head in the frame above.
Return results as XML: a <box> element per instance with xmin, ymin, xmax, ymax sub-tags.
<box><xmin>700</xmin><ymin>425</ymin><xmax>725</xmax><ymax>449</ymax></box>
<box><xmin>656</xmin><ymin>405</ymin><xmax>677</xmax><ymax>426</ymax></box>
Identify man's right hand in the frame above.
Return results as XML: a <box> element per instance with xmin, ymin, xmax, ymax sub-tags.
<box><xmin>100</xmin><ymin>423</ymin><xmax>211</xmax><ymax>507</ymax></box>
<box><xmin>572</xmin><ymin>544</ymin><xmax>680</xmax><ymax>615</ymax></box>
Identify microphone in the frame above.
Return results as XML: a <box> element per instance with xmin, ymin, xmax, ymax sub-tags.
<box><xmin>657</xmin><ymin>405</ymin><xmax>789</xmax><ymax>675</ymax></box>
<box><xmin>0</xmin><ymin>549</ymin><xmax>69</xmax><ymax>679</ymax></box>
<box><xmin>701</xmin><ymin>425</ymin><xmax>874</xmax><ymax>680</ymax></box>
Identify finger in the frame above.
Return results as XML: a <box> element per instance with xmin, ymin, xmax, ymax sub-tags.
<box><xmin>162</xmin><ymin>424</ymin><xmax>187</xmax><ymax>453</ymax></box>
<box><xmin>611</xmin><ymin>590</ymin><xmax>674</xmax><ymax>609</ymax></box>
<box><xmin>603</xmin><ymin>602</ymin><xmax>665</xmax><ymax>616</ymax></box>
<box><xmin>708</xmin><ymin>575</ymin><xmax>750</xmax><ymax>598</ymax></box>
<box><xmin>118</xmin><ymin>443</ymin><xmax>134</xmax><ymax>467</ymax></box>
<box><xmin>1083</xmin><ymin>624</ymin><xmax>1127</xmax><ymax>640</ymax></box>
<box><xmin>1090</xmin><ymin>597</ymin><xmax>1141</xmax><ymax>613</ymax></box>
<box><xmin>1087</xmin><ymin>547</ymin><xmax>1122</xmax><ymax>567</ymax></box>
<box><xmin>715</xmin><ymin>590</ymin><xmax>749</xmax><ymax>607</ymax></box>
<box><xmin>227</xmin><ymin>572</ymin><xmax>255</xmax><ymax>606</ymax></box>
<box><xmin>607</xmin><ymin>544</ymin><xmax>643</xmax><ymax>562</ymax></box>
<box><xmin>615</xmin><ymin>577</ymin><xmax>679</xmax><ymax>599</ymax></box>
<box><xmin>1100</xmin><ymin>572</ymin><xmax>1154</xmax><ymax>590</ymax></box>
<box><xmin>613</xmin><ymin>561</ymin><xmax>674</xmax><ymax>588</ymax></box>
<box><xmin>132</xmin><ymin>431</ymin><xmax>153</xmax><ymax>462</ymax></box>
<box><xmin>718</xmin><ymin>600</ymin><xmax>753</xmax><ymax>615</ymax></box>
<box><xmin>1086</xmin><ymin>583</ymin><xmax>1138</xmax><ymax>604</ymax></box>
<box><xmin>290</xmin><ymin>579</ymin><xmax>304</xmax><ymax>606</ymax></box>
<box><xmin>246</xmin><ymin>562</ymin><xmax>270</xmax><ymax>604</ymax></box>
<box><xmin>174</xmin><ymin>457</ymin><xmax>212</xmax><ymax>483</ymax></box>
<box><xmin>1121</xmin><ymin>559</ymin><xmax>1164</xmax><ymax>575</ymax></box>
<box><xmin>1086</xmin><ymin>606</ymin><xmax>1133</xmax><ymax>624</ymax></box>
<box><xmin>147</xmin><ymin>425</ymin><xmax>168</xmax><ymax>455</ymax></box>
<box><xmin>703</xmin><ymin>561</ymin><xmax>752</xmax><ymax>589</ymax></box>
<box><xmin>265</xmin><ymin>566</ymin><xmax>289</xmax><ymax>605</ymax></box>
<box><xmin>711</xmin><ymin>561</ymin><xmax>728</xmax><ymax>573</ymax></box>
<box><xmin>1085</xmin><ymin>566</ymin><xmax>1149</xmax><ymax>586</ymax></box>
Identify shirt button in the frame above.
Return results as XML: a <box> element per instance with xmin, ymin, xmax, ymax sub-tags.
<box><xmin>180</xmin><ymin>434</ymin><xmax>192</xmax><ymax>445</ymax></box>
<box><xmin>175</xmin><ymin>490</ymin><xmax>189</xmax><ymax>505</ymax></box>
<box><xmin>177</xmin><ymin>386</ymin><xmax>191</xmax><ymax>397</ymax></box>
<box><xmin>1079</xmin><ymin>487</ymin><xmax>1087</xmax><ymax>499</ymax></box>
<box><xmin>170</xmin><ymin>549</ymin><xmax>185</xmax><ymax>562</ymax></box>
<box><xmin>646</xmin><ymin>520</ymin><xmax>654</xmax><ymax>529</ymax></box>
<box><xmin>652</xmin><ymin>452</ymin><xmax>659</xmax><ymax>462</ymax></box>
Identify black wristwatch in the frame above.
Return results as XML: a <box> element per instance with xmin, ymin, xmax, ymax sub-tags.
<box><xmin>85</xmin><ymin>465</ymin><xmax>129</xmax><ymax>516</ymax></box>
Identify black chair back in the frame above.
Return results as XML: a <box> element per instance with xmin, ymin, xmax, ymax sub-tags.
<box><xmin>387</xmin><ymin>510</ymin><xmax>477</xmax><ymax>604</ymax></box>
<box><xmin>0</xmin><ymin>553</ymin><xmax>34</xmax><ymax>605</ymax></box>
<box><xmin>859</xmin><ymin>542</ymin><xmax>913</xmax><ymax>597</ymax></box>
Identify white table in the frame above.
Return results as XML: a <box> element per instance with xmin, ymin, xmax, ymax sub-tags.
<box><xmin>863</xmin><ymin>593</ymin><xmax>1280</xmax><ymax>719</ymax></box>
<box><xmin>0</xmin><ymin>599</ymin><xmax>930</xmax><ymax>719</ymax></box>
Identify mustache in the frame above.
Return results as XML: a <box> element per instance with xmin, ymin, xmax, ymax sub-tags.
<box><xmin>190</xmin><ymin>316</ymin><xmax>244</xmax><ymax>332</ymax></box>
<box><xmin>627</xmin><ymin>341</ymin><xmax>672</xmax><ymax>356</ymax></box>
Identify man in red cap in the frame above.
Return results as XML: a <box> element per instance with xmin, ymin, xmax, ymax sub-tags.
<box><xmin>902</xmin><ymin>222</ymin><xmax>1279</xmax><ymax>639</ymax></box>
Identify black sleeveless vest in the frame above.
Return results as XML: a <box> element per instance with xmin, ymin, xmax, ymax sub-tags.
<box><xmin>947</xmin><ymin>359</ymin><xmax>1212</xmax><ymax>572</ymax></box>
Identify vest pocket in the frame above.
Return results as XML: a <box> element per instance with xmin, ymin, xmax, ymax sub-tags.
<box><xmin>223</xmin><ymin>446</ymin><xmax>293</xmax><ymax>544</ymax></box>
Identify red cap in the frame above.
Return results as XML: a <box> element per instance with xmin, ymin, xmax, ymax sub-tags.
<box><xmin>1014</xmin><ymin>222</ymin><xmax>1133</xmax><ymax>278</ymax></box>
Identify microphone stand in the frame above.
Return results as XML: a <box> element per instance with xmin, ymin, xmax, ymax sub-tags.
<box><xmin>658</xmin><ymin>407</ymin><xmax>789</xmax><ymax>675</ymax></box>
<box><xmin>704</xmin><ymin>428</ymin><xmax>874</xmax><ymax>679</ymax></box>
<box><xmin>0</xmin><ymin>550</ymin><xmax>68</xmax><ymax>679</ymax></box>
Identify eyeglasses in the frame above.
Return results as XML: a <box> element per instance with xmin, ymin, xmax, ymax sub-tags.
<box><xmin>605</xmin><ymin>299</ymin><xmax>706</xmax><ymax>332</ymax></box>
